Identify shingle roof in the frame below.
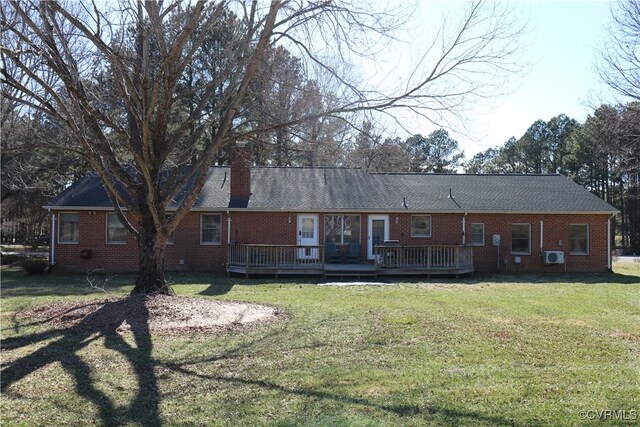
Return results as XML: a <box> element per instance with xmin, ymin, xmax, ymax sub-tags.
<box><xmin>47</xmin><ymin>167</ymin><xmax>617</xmax><ymax>213</ymax></box>
<box><xmin>49</xmin><ymin>173</ymin><xmax>114</xmax><ymax>208</ymax></box>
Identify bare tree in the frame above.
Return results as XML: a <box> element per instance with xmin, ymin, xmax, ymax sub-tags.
<box><xmin>1</xmin><ymin>0</ymin><xmax>524</xmax><ymax>294</ymax></box>
<box><xmin>598</xmin><ymin>0</ymin><xmax>640</xmax><ymax>100</ymax></box>
<box><xmin>597</xmin><ymin>0</ymin><xmax>640</xmax><ymax>252</ymax></box>
<box><xmin>1</xmin><ymin>105</ymin><xmax>87</xmax><ymax>247</ymax></box>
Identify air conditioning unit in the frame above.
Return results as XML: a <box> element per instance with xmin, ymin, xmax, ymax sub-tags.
<box><xmin>544</xmin><ymin>251</ymin><xmax>565</xmax><ymax>264</ymax></box>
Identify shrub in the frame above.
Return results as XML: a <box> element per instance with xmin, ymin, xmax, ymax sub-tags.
<box><xmin>1</xmin><ymin>253</ymin><xmax>26</xmax><ymax>265</ymax></box>
<box><xmin>21</xmin><ymin>259</ymin><xmax>48</xmax><ymax>275</ymax></box>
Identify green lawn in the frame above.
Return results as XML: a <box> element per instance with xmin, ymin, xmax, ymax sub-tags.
<box><xmin>1</xmin><ymin>265</ymin><xmax>639</xmax><ymax>426</ymax></box>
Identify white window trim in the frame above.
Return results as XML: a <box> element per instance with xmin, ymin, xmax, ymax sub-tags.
<box><xmin>106</xmin><ymin>213</ymin><xmax>127</xmax><ymax>245</ymax></box>
<box><xmin>411</xmin><ymin>215</ymin><xmax>432</xmax><ymax>238</ymax></box>
<box><xmin>511</xmin><ymin>223</ymin><xmax>531</xmax><ymax>255</ymax></box>
<box><xmin>470</xmin><ymin>223</ymin><xmax>485</xmax><ymax>246</ymax></box>
<box><xmin>569</xmin><ymin>224</ymin><xmax>589</xmax><ymax>255</ymax></box>
<box><xmin>58</xmin><ymin>211</ymin><xmax>80</xmax><ymax>244</ymax></box>
<box><xmin>200</xmin><ymin>213</ymin><xmax>222</xmax><ymax>245</ymax></box>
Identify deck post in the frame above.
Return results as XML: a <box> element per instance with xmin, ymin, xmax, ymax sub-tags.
<box><xmin>245</xmin><ymin>245</ymin><xmax>250</xmax><ymax>278</ymax></box>
<box><xmin>456</xmin><ymin>246</ymin><xmax>460</xmax><ymax>269</ymax></box>
<box><xmin>322</xmin><ymin>245</ymin><xmax>326</xmax><ymax>277</ymax></box>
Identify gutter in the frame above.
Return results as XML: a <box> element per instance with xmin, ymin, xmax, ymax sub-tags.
<box><xmin>44</xmin><ymin>205</ymin><xmax>619</xmax><ymax>215</ymax></box>
<box><xmin>190</xmin><ymin>208</ymin><xmax>620</xmax><ymax>215</ymax></box>
<box><xmin>50</xmin><ymin>210</ymin><xmax>56</xmax><ymax>267</ymax></box>
<box><xmin>607</xmin><ymin>213</ymin><xmax>615</xmax><ymax>271</ymax></box>
<box><xmin>43</xmin><ymin>206</ymin><xmax>118</xmax><ymax>211</ymax></box>
<box><xmin>462</xmin><ymin>212</ymin><xmax>467</xmax><ymax>244</ymax></box>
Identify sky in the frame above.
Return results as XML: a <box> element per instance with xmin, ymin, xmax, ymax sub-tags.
<box><xmin>364</xmin><ymin>0</ymin><xmax>620</xmax><ymax>158</ymax></box>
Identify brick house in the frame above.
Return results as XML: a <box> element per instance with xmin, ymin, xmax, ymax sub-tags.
<box><xmin>45</xmin><ymin>145</ymin><xmax>617</xmax><ymax>277</ymax></box>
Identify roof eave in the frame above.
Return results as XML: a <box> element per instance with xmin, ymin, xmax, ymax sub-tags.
<box><xmin>44</xmin><ymin>206</ymin><xmax>619</xmax><ymax>215</ymax></box>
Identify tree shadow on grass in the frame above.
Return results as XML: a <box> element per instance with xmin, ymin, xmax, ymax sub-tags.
<box><xmin>148</xmin><ymin>324</ymin><xmax>528</xmax><ymax>426</ymax></box>
<box><xmin>195</xmin><ymin>273</ymin><xmax>322</xmax><ymax>295</ymax></box>
<box><xmin>160</xmin><ymin>361</ymin><xmax>527</xmax><ymax>427</ymax></box>
<box><xmin>1</xmin><ymin>297</ymin><xmax>159</xmax><ymax>427</ymax></box>
<box><xmin>199</xmin><ymin>282</ymin><xmax>234</xmax><ymax>296</ymax></box>
<box><xmin>3</xmin><ymin>297</ymin><xmax>542</xmax><ymax>426</ymax></box>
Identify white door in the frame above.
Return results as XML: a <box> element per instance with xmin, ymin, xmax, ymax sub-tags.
<box><xmin>368</xmin><ymin>215</ymin><xmax>389</xmax><ymax>260</ymax></box>
<box><xmin>297</xmin><ymin>214</ymin><xmax>319</xmax><ymax>259</ymax></box>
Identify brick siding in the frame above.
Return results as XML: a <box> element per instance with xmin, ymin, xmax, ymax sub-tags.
<box><xmin>51</xmin><ymin>210</ymin><xmax>611</xmax><ymax>274</ymax></box>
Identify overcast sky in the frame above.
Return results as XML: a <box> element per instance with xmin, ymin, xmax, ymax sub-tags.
<box><xmin>366</xmin><ymin>0</ymin><xmax>619</xmax><ymax>158</ymax></box>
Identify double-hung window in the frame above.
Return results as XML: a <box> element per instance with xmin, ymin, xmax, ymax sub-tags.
<box><xmin>470</xmin><ymin>223</ymin><xmax>484</xmax><ymax>246</ymax></box>
<box><xmin>59</xmin><ymin>212</ymin><xmax>79</xmax><ymax>243</ymax></box>
<box><xmin>201</xmin><ymin>214</ymin><xmax>221</xmax><ymax>244</ymax></box>
<box><xmin>411</xmin><ymin>215</ymin><xmax>431</xmax><ymax>237</ymax></box>
<box><xmin>569</xmin><ymin>224</ymin><xmax>589</xmax><ymax>254</ymax></box>
<box><xmin>511</xmin><ymin>224</ymin><xmax>530</xmax><ymax>254</ymax></box>
<box><xmin>166</xmin><ymin>233</ymin><xmax>175</xmax><ymax>245</ymax></box>
<box><xmin>106</xmin><ymin>213</ymin><xmax>127</xmax><ymax>244</ymax></box>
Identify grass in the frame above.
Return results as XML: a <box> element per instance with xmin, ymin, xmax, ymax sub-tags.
<box><xmin>1</xmin><ymin>264</ymin><xmax>639</xmax><ymax>426</ymax></box>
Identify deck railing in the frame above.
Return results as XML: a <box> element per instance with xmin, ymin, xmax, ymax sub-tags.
<box><xmin>374</xmin><ymin>244</ymin><xmax>473</xmax><ymax>270</ymax></box>
<box><xmin>228</xmin><ymin>243</ymin><xmax>473</xmax><ymax>272</ymax></box>
<box><xmin>227</xmin><ymin>244</ymin><xmax>324</xmax><ymax>269</ymax></box>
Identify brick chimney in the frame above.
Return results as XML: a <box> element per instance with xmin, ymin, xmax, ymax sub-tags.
<box><xmin>230</xmin><ymin>142</ymin><xmax>251</xmax><ymax>205</ymax></box>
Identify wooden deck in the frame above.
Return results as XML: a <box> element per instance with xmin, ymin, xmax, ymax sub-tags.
<box><xmin>227</xmin><ymin>244</ymin><xmax>473</xmax><ymax>278</ymax></box>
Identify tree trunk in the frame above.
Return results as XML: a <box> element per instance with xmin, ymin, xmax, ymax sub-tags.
<box><xmin>629</xmin><ymin>175</ymin><xmax>640</xmax><ymax>254</ymax></box>
<box><xmin>131</xmin><ymin>225</ymin><xmax>174</xmax><ymax>296</ymax></box>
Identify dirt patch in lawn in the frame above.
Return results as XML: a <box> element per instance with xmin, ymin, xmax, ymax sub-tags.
<box><xmin>22</xmin><ymin>295</ymin><xmax>283</xmax><ymax>335</ymax></box>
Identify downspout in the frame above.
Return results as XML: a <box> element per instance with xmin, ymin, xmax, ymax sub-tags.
<box><xmin>226</xmin><ymin>210</ymin><xmax>231</xmax><ymax>244</ymax></box>
<box><xmin>462</xmin><ymin>212</ymin><xmax>467</xmax><ymax>244</ymax></box>
<box><xmin>607</xmin><ymin>214</ymin><xmax>614</xmax><ymax>271</ymax></box>
<box><xmin>540</xmin><ymin>220</ymin><xmax>544</xmax><ymax>252</ymax></box>
<box><xmin>50</xmin><ymin>210</ymin><xmax>56</xmax><ymax>266</ymax></box>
